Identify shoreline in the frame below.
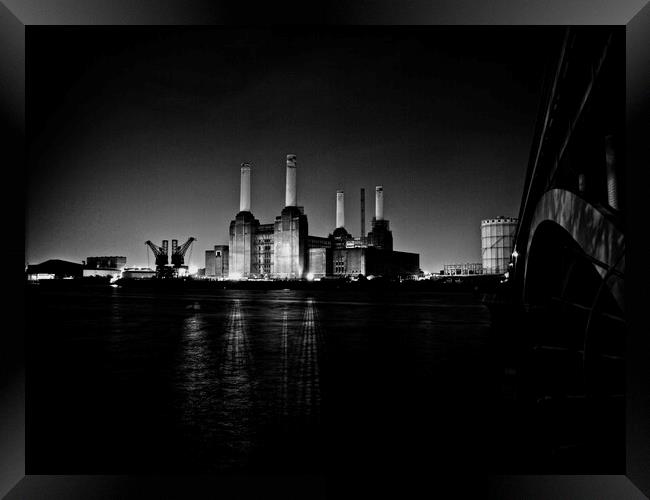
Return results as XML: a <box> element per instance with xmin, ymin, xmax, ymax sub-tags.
<box><xmin>28</xmin><ymin>274</ymin><xmax>505</xmax><ymax>294</ymax></box>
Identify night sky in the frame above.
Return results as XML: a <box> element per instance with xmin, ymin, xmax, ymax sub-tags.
<box><xmin>26</xmin><ymin>27</ymin><xmax>562</xmax><ymax>272</ymax></box>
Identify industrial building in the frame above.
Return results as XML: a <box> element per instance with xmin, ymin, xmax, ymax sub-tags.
<box><xmin>121</xmin><ymin>268</ymin><xmax>156</xmax><ymax>279</ymax></box>
<box><xmin>443</xmin><ymin>263</ymin><xmax>483</xmax><ymax>276</ymax></box>
<box><xmin>82</xmin><ymin>256</ymin><xmax>127</xmax><ymax>278</ymax></box>
<box><xmin>204</xmin><ymin>245</ymin><xmax>229</xmax><ymax>278</ymax></box>
<box><xmin>85</xmin><ymin>256</ymin><xmax>127</xmax><ymax>270</ymax></box>
<box><xmin>207</xmin><ymin>155</ymin><xmax>419</xmax><ymax>280</ymax></box>
<box><xmin>480</xmin><ymin>216</ymin><xmax>518</xmax><ymax>275</ymax></box>
<box><xmin>26</xmin><ymin>259</ymin><xmax>83</xmax><ymax>280</ymax></box>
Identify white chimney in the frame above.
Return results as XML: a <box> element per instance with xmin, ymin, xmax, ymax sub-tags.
<box><xmin>240</xmin><ymin>163</ymin><xmax>251</xmax><ymax>212</ymax></box>
<box><xmin>336</xmin><ymin>190</ymin><xmax>345</xmax><ymax>228</ymax></box>
<box><xmin>375</xmin><ymin>185</ymin><xmax>384</xmax><ymax>220</ymax></box>
<box><xmin>285</xmin><ymin>154</ymin><xmax>297</xmax><ymax>207</ymax></box>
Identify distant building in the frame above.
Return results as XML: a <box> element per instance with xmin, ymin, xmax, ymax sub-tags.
<box><xmin>205</xmin><ymin>245</ymin><xmax>229</xmax><ymax>278</ymax></box>
<box><xmin>481</xmin><ymin>217</ymin><xmax>518</xmax><ymax>275</ymax></box>
<box><xmin>443</xmin><ymin>263</ymin><xmax>483</xmax><ymax>276</ymax></box>
<box><xmin>26</xmin><ymin>259</ymin><xmax>83</xmax><ymax>280</ymax></box>
<box><xmin>27</xmin><ymin>273</ymin><xmax>55</xmax><ymax>281</ymax></box>
<box><xmin>82</xmin><ymin>269</ymin><xmax>121</xmax><ymax>278</ymax></box>
<box><xmin>85</xmin><ymin>256</ymin><xmax>127</xmax><ymax>270</ymax></box>
<box><xmin>122</xmin><ymin>268</ymin><xmax>156</xmax><ymax>279</ymax></box>
<box><xmin>83</xmin><ymin>256</ymin><xmax>126</xmax><ymax>279</ymax></box>
<box><xmin>214</xmin><ymin>245</ymin><xmax>229</xmax><ymax>278</ymax></box>
<box><xmin>121</xmin><ymin>267</ymin><xmax>156</xmax><ymax>279</ymax></box>
<box><xmin>205</xmin><ymin>250</ymin><xmax>216</xmax><ymax>276</ymax></box>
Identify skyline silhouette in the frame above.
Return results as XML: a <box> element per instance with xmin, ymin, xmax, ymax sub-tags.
<box><xmin>26</xmin><ymin>26</ymin><xmax>564</xmax><ymax>272</ymax></box>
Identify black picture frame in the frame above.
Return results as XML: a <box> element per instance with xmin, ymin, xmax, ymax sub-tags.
<box><xmin>2</xmin><ymin>1</ymin><xmax>649</xmax><ymax>498</ymax></box>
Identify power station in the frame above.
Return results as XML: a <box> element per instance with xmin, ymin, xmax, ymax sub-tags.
<box><xmin>205</xmin><ymin>155</ymin><xmax>420</xmax><ymax>280</ymax></box>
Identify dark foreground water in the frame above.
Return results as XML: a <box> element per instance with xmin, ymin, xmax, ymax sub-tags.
<box><xmin>27</xmin><ymin>286</ymin><xmax>498</xmax><ymax>477</ymax></box>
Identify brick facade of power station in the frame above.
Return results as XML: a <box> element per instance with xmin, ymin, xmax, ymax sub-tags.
<box><xmin>208</xmin><ymin>156</ymin><xmax>420</xmax><ymax>279</ymax></box>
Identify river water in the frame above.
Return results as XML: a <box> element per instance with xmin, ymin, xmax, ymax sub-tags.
<box><xmin>27</xmin><ymin>286</ymin><xmax>496</xmax><ymax>477</ymax></box>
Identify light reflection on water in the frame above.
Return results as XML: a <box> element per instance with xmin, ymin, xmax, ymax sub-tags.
<box><xmin>176</xmin><ymin>299</ymin><xmax>258</xmax><ymax>466</ymax></box>
<box><xmin>164</xmin><ymin>291</ymin><xmax>489</xmax><ymax>471</ymax></box>
<box><xmin>295</xmin><ymin>298</ymin><xmax>322</xmax><ymax>418</ymax></box>
<box><xmin>32</xmin><ymin>287</ymin><xmax>492</xmax><ymax>473</ymax></box>
<box><xmin>175</xmin><ymin>297</ymin><xmax>325</xmax><ymax>467</ymax></box>
<box><xmin>177</xmin><ymin>309</ymin><xmax>220</xmax><ymax>441</ymax></box>
<box><xmin>280</xmin><ymin>307</ymin><xmax>289</xmax><ymax>417</ymax></box>
<box><xmin>219</xmin><ymin>299</ymin><xmax>254</xmax><ymax>454</ymax></box>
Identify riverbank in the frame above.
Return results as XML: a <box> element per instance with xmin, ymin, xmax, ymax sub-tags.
<box><xmin>30</xmin><ymin>274</ymin><xmax>505</xmax><ymax>293</ymax></box>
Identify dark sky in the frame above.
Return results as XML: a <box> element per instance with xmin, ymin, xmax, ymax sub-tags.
<box><xmin>26</xmin><ymin>26</ymin><xmax>562</xmax><ymax>272</ymax></box>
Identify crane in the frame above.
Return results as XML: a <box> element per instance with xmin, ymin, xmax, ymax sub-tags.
<box><xmin>171</xmin><ymin>237</ymin><xmax>196</xmax><ymax>268</ymax></box>
<box><xmin>145</xmin><ymin>240</ymin><xmax>171</xmax><ymax>277</ymax></box>
<box><xmin>145</xmin><ymin>240</ymin><xmax>169</xmax><ymax>267</ymax></box>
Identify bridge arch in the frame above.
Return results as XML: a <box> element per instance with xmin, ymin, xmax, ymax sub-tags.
<box><xmin>520</xmin><ymin>188</ymin><xmax>625</xmax><ymax>399</ymax></box>
<box><xmin>523</xmin><ymin>188</ymin><xmax>624</xmax><ymax>311</ymax></box>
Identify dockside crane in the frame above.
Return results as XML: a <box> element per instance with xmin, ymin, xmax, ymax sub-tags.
<box><xmin>171</xmin><ymin>237</ymin><xmax>196</xmax><ymax>268</ymax></box>
<box><xmin>145</xmin><ymin>239</ymin><xmax>171</xmax><ymax>277</ymax></box>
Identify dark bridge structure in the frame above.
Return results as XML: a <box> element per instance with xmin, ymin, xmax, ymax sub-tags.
<box><xmin>498</xmin><ymin>27</ymin><xmax>626</xmax><ymax>471</ymax></box>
